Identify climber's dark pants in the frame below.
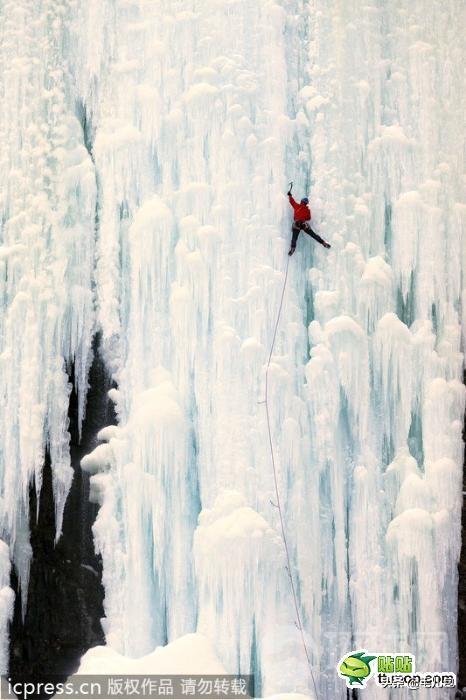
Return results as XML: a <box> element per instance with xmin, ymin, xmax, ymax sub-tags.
<box><xmin>291</xmin><ymin>221</ymin><xmax>327</xmax><ymax>248</ymax></box>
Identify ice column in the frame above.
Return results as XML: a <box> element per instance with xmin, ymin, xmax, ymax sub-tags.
<box><xmin>0</xmin><ymin>0</ymin><xmax>96</xmax><ymax>614</ymax></box>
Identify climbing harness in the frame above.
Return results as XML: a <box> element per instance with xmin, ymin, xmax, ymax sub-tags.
<box><xmin>263</xmin><ymin>254</ymin><xmax>320</xmax><ymax>700</ymax></box>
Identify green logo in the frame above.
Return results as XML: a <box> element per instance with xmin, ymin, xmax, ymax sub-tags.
<box><xmin>336</xmin><ymin>650</ymin><xmax>456</xmax><ymax>690</ymax></box>
<box><xmin>338</xmin><ymin>651</ymin><xmax>377</xmax><ymax>687</ymax></box>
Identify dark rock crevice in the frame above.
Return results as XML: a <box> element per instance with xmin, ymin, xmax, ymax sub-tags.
<box><xmin>9</xmin><ymin>336</ymin><xmax>115</xmax><ymax>683</ymax></box>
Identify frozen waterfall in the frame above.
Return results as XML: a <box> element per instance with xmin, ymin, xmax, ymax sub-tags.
<box><xmin>0</xmin><ymin>0</ymin><xmax>465</xmax><ymax>698</ymax></box>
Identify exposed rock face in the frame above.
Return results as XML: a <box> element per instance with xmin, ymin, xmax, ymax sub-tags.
<box><xmin>9</xmin><ymin>341</ymin><xmax>114</xmax><ymax>680</ymax></box>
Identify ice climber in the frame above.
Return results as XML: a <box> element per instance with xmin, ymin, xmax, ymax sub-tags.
<box><xmin>287</xmin><ymin>188</ymin><xmax>331</xmax><ymax>256</ymax></box>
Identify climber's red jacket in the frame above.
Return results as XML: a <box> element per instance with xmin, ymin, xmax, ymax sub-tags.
<box><xmin>288</xmin><ymin>194</ymin><xmax>311</xmax><ymax>221</ymax></box>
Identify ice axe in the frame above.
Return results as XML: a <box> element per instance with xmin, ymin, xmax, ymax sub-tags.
<box><xmin>288</xmin><ymin>181</ymin><xmax>293</xmax><ymax>195</ymax></box>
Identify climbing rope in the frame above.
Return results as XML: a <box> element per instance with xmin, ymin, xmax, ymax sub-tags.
<box><xmin>263</xmin><ymin>254</ymin><xmax>320</xmax><ymax>700</ymax></box>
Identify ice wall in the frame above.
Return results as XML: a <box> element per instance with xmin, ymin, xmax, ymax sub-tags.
<box><xmin>75</xmin><ymin>1</ymin><xmax>465</xmax><ymax>696</ymax></box>
<box><xmin>0</xmin><ymin>0</ymin><xmax>464</xmax><ymax>697</ymax></box>
<box><xmin>73</xmin><ymin>1</ymin><xmax>316</xmax><ymax>691</ymax></box>
<box><xmin>303</xmin><ymin>0</ymin><xmax>465</xmax><ymax>697</ymax></box>
<box><xmin>0</xmin><ymin>0</ymin><xmax>96</xmax><ymax>670</ymax></box>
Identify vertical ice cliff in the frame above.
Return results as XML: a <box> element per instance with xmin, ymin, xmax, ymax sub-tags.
<box><xmin>302</xmin><ymin>1</ymin><xmax>465</xmax><ymax>696</ymax></box>
<box><xmin>74</xmin><ymin>1</ymin><xmax>312</xmax><ymax>689</ymax></box>
<box><xmin>0</xmin><ymin>0</ymin><xmax>464</xmax><ymax>698</ymax></box>
<box><xmin>0</xmin><ymin>0</ymin><xmax>96</xmax><ymax>672</ymax></box>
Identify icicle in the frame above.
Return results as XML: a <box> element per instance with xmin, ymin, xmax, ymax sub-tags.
<box><xmin>0</xmin><ymin>0</ymin><xmax>96</xmax><ymax>613</ymax></box>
